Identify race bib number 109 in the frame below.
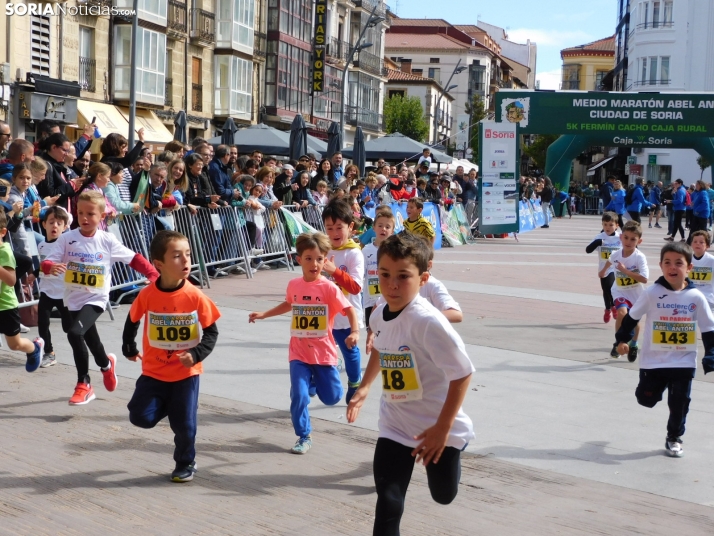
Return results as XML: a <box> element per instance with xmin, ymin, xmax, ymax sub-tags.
<box><xmin>148</xmin><ymin>311</ymin><xmax>200</xmax><ymax>350</ymax></box>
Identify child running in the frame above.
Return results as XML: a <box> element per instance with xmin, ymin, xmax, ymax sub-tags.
<box><xmin>616</xmin><ymin>241</ymin><xmax>714</xmax><ymax>457</ymax></box>
<box><xmin>122</xmin><ymin>231</ymin><xmax>221</xmax><ymax>482</ymax></box>
<box><xmin>404</xmin><ymin>197</ymin><xmax>436</xmax><ymax>245</ymax></box>
<box><xmin>0</xmin><ymin>210</ymin><xmax>44</xmax><ymax>371</ymax></box>
<box><xmin>598</xmin><ymin>221</ymin><xmax>648</xmax><ymax>361</ymax></box>
<box><xmin>249</xmin><ymin>232</ymin><xmax>360</xmax><ymax>454</ymax></box>
<box><xmin>41</xmin><ymin>190</ymin><xmax>158</xmax><ymax>405</ymax></box>
<box><xmin>586</xmin><ymin>211</ymin><xmax>622</xmax><ymax>324</ymax></box>
<box><xmin>321</xmin><ymin>199</ymin><xmax>364</xmax><ymax>404</ymax></box>
<box><xmin>689</xmin><ymin>230</ymin><xmax>714</xmax><ymax>311</ymax></box>
<box><xmin>347</xmin><ymin>233</ymin><xmax>474</xmax><ymax>536</ymax></box>
<box><xmin>36</xmin><ymin>206</ymin><xmax>72</xmax><ymax>368</ymax></box>
<box><xmin>363</xmin><ymin>206</ymin><xmax>396</xmax><ymax>353</ymax></box>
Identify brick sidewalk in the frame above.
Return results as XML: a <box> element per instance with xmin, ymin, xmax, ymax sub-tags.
<box><xmin>0</xmin><ymin>355</ymin><xmax>712</xmax><ymax>535</ymax></box>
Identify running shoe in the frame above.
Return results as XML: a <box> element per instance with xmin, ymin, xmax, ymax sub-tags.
<box><xmin>25</xmin><ymin>338</ymin><xmax>44</xmax><ymax>372</ymax></box>
<box><xmin>603</xmin><ymin>308</ymin><xmax>612</xmax><ymax>324</ymax></box>
<box><xmin>611</xmin><ymin>306</ymin><xmax>618</xmax><ymax>320</ymax></box>
<box><xmin>665</xmin><ymin>437</ymin><xmax>683</xmax><ymax>457</ymax></box>
<box><xmin>171</xmin><ymin>462</ymin><xmax>197</xmax><ymax>482</ymax></box>
<box><xmin>40</xmin><ymin>352</ymin><xmax>56</xmax><ymax>368</ymax></box>
<box><xmin>251</xmin><ymin>248</ymin><xmax>265</xmax><ymax>255</ymax></box>
<box><xmin>627</xmin><ymin>344</ymin><xmax>639</xmax><ymax>363</ymax></box>
<box><xmin>69</xmin><ymin>382</ymin><xmax>96</xmax><ymax>405</ymax></box>
<box><xmin>610</xmin><ymin>343</ymin><xmax>620</xmax><ymax>358</ymax></box>
<box><xmin>654</xmin><ymin>223</ymin><xmax>662</xmax><ymax>228</ymax></box>
<box><xmin>664</xmin><ymin>236</ymin><xmax>674</xmax><ymax>241</ymax></box>
<box><xmin>346</xmin><ymin>381</ymin><xmax>361</xmax><ymax>405</ymax></box>
<box><xmin>648</xmin><ymin>224</ymin><xmax>652</xmax><ymax>228</ymax></box>
<box><xmin>102</xmin><ymin>354</ymin><xmax>118</xmax><ymax>392</ymax></box>
<box><xmin>19</xmin><ymin>323</ymin><xmax>30</xmax><ymax>333</ymax></box>
<box><xmin>291</xmin><ymin>436</ymin><xmax>312</xmax><ymax>454</ymax></box>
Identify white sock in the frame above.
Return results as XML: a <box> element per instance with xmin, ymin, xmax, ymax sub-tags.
<box><xmin>101</xmin><ymin>363</ymin><xmax>111</xmax><ymax>371</ymax></box>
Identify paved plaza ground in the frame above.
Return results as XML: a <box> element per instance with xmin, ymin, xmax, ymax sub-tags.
<box><xmin>2</xmin><ymin>214</ymin><xmax>714</xmax><ymax>534</ymax></box>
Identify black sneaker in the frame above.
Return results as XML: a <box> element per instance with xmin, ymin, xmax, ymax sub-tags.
<box><xmin>171</xmin><ymin>461</ymin><xmax>197</xmax><ymax>482</ymax></box>
<box><xmin>654</xmin><ymin>223</ymin><xmax>662</xmax><ymax>228</ymax></box>
<box><xmin>610</xmin><ymin>343</ymin><xmax>620</xmax><ymax>358</ymax></box>
<box><xmin>665</xmin><ymin>437</ymin><xmax>683</xmax><ymax>457</ymax></box>
<box><xmin>627</xmin><ymin>344</ymin><xmax>638</xmax><ymax>363</ymax></box>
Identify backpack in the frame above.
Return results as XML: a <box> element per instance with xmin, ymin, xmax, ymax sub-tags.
<box><xmin>685</xmin><ymin>190</ymin><xmax>692</xmax><ymax>206</ymax></box>
<box><xmin>625</xmin><ymin>186</ymin><xmax>634</xmax><ymax>206</ymax></box>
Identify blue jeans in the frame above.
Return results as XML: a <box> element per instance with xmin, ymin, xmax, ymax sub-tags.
<box><xmin>333</xmin><ymin>327</ymin><xmax>362</xmax><ymax>385</ymax></box>
<box><xmin>290</xmin><ymin>360</ymin><xmax>342</xmax><ymax>439</ymax></box>
<box><xmin>128</xmin><ymin>374</ymin><xmax>200</xmax><ymax>467</ymax></box>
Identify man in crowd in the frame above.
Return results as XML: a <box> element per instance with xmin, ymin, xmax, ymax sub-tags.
<box><xmin>331</xmin><ymin>152</ymin><xmax>344</xmax><ymax>180</ymax></box>
<box><xmin>34</xmin><ymin>119</ymin><xmax>94</xmax><ymax>159</ymax></box>
<box><xmin>599</xmin><ymin>175</ymin><xmax>615</xmax><ymax>208</ymax></box>
<box><xmin>0</xmin><ymin>139</ymin><xmax>35</xmax><ymax>180</ymax></box>
<box><xmin>228</xmin><ymin>145</ymin><xmax>239</xmax><ymax>174</ymax></box>
<box><xmin>0</xmin><ymin>121</ymin><xmax>12</xmax><ymax>159</ymax></box>
<box><xmin>209</xmin><ymin>145</ymin><xmax>239</xmax><ymax>204</ymax></box>
<box><xmin>72</xmin><ymin>150</ymin><xmax>92</xmax><ymax>178</ymax></box>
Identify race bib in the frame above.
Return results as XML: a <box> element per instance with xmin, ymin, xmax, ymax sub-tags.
<box><xmin>291</xmin><ymin>304</ymin><xmax>328</xmax><ymax>338</ymax></box>
<box><xmin>367</xmin><ymin>277</ymin><xmax>381</xmax><ymax>297</ymax></box>
<box><xmin>64</xmin><ymin>261</ymin><xmax>106</xmax><ymax>294</ymax></box>
<box><xmin>616</xmin><ymin>271</ymin><xmax>638</xmax><ymax>287</ymax></box>
<box><xmin>148</xmin><ymin>311</ymin><xmax>200</xmax><ymax>350</ymax></box>
<box><xmin>652</xmin><ymin>320</ymin><xmax>697</xmax><ymax>351</ymax></box>
<box><xmin>689</xmin><ymin>267</ymin><xmax>712</xmax><ymax>285</ymax></box>
<box><xmin>600</xmin><ymin>246</ymin><xmax>619</xmax><ymax>260</ymax></box>
<box><xmin>380</xmin><ymin>351</ymin><xmax>422</xmax><ymax>403</ymax></box>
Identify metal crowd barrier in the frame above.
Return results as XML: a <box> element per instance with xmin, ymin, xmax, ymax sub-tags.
<box><xmin>238</xmin><ymin>205</ymin><xmax>294</xmax><ymax>273</ymax></box>
<box><xmin>581</xmin><ymin>195</ymin><xmax>603</xmax><ymax>215</ymax></box>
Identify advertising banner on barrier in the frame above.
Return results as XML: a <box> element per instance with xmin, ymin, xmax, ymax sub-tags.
<box><xmin>518</xmin><ymin>200</ymin><xmax>536</xmax><ymax>233</ymax></box>
<box><xmin>362</xmin><ymin>202</ymin><xmax>442</xmax><ymax>249</ymax></box>
<box><xmin>281</xmin><ymin>207</ymin><xmax>320</xmax><ymax>246</ymax></box>
<box><xmin>531</xmin><ymin>199</ymin><xmax>546</xmax><ymax>227</ymax></box>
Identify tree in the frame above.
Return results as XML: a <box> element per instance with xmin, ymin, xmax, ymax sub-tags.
<box><xmin>697</xmin><ymin>155</ymin><xmax>711</xmax><ymax>179</ymax></box>
<box><xmin>383</xmin><ymin>95</ymin><xmax>430</xmax><ymax>142</ymax></box>
<box><xmin>464</xmin><ymin>95</ymin><xmax>487</xmax><ymax>161</ymax></box>
<box><xmin>523</xmin><ymin>134</ymin><xmax>560</xmax><ymax>172</ymax></box>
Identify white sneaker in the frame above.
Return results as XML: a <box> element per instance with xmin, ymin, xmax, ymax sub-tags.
<box><xmin>230</xmin><ymin>265</ymin><xmax>246</xmax><ymax>274</ymax></box>
<box><xmin>665</xmin><ymin>438</ymin><xmax>683</xmax><ymax>457</ymax></box>
<box><xmin>19</xmin><ymin>324</ymin><xmax>30</xmax><ymax>333</ymax></box>
<box><xmin>251</xmin><ymin>248</ymin><xmax>265</xmax><ymax>255</ymax></box>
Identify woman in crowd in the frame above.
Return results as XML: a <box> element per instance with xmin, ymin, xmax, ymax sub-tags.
<box><xmin>310</xmin><ymin>158</ymin><xmax>335</xmax><ymax>191</ymax></box>
<box><xmin>337</xmin><ymin>164</ymin><xmax>359</xmax><ymax>192</ymax></box>
<box><xmin>167</xmin><ymin>159</ymin><xmax>187</xmax><ymax>206</ymax></box>
<box><xmin>37</xmin><ymin>133</ymin><xmax>82</xmax><ymax>212</ymax></box>
<box><xmin>293</xmin><ymin>171</ymin><xmax>316</xmax><ymax>208</ymax></box>
<box><xmin>182</xmin><ymin>153</ymin><xmax>220</xmax><ymax>214</ymax></box>
<box><xmin>99</xmin><ymin>128</ymin><xmax>146</xmax><ymax>202</ymax></box>
<box><xmin>104</xmin><ymin>162</ymin><xmax>140</xmax><ymax>215</ymax></box>
<box><xmin>539</xmin><ymin>177</ymin><xmax>554</xmax><ymax>228</ymax></box>
<box><xmin>605</xmin><ymin>179</ymin><xmax>626</xmax><ymax>229</ymax></box>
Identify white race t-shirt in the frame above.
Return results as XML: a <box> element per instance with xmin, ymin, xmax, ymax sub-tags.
<box><xmin>629</xmin><ymin>282</ymin><xmax>714</xmax><ymax>369</ymax></box>
<box><xmin>593</xmin><ymin>230</ymin><xmax>622</xmax><ymax>274</ymax></box>
<box><xmin>362</xmin><ymin>243</ymin><xmax>380</xmax><ymax>309</ymax></box>
<box><xmin>369</xmin><ymin>295</ymin><xmax>475</xmax><ymax>449</ymax></box>
<box><xmin>421</xmin><ymin>275</ymin><xmax>461</xmax><ymax>312</ymax></box>
<box><xmin>44</xmin><ymin>228</ymin><xmax>136</xmax><ymax>311</ymax></box>
<box><xmin>691</xmin><ymin>253</ymin><xmax>714</xmax><ymax>307</ymax></box>
<box><xmin>37</xmin><ymin>239</ymin><xmax>66</xmax><ymax>300</ymax></box>
<box><xmin>608</xmin><ymin>248</ymin><xmax>649</xmax><ymax>304</ymax></box>
<box><xmin>327</xmin><ymin>247</ymin><xmax>364</xmax><ymax>329</ymax></box>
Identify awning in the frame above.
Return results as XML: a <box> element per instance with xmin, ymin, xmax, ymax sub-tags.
<box><xmin>76</xmin><ymin>100</ymin><xmax>130</xmax><ymax>138</ymax></box>
<box><xmin>117</xmin><ymin>107</ymin><xmax>174</xmax><ymax>144</ymax></box>
<box><xmin>586</xmin><ymin>156</ymin><xmax>615</xmax><ymax>176</ymax></box>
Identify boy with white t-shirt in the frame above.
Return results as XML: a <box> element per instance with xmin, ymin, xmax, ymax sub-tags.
<box><xmin>599</xmin><ymin>221</ymin><xmax>648</xmax><ymax>361</ymax></box>
<box><xmin>586</xmin><ymin>211</ymin><xmax>622</xmax><ymax>324</ymax></box>
<box><xmin>36</xmin><ymin>206</ymin><xmax>72</xmax><ymax>368</ymax></box>
<box><xmin>347</xmin><ymin>233</ymin><xmax>474</xmax><ymax>536</ymax></box>
<box><xmin>41</xmin><ymin>190</ymin><xmax>158</xmax><ymax>405</ymax></box>
<box><xmin>616</xmin><ymin>241</ymin><xmax>714</xmax><ymax>457</ymax></box>
<box><xmin>689</xmin><ymin>230</ymin><xmax>714</xmax><ymax>310</ymax></box>
<box><xmin>321</xmin><ymin>200</ymin><xmax>364</xmax><ymax>404</ymax></box>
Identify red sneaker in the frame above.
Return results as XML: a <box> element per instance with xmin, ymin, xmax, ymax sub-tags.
<box><xmin>69</xmin><ymin>382</ymin><xmax>96</xmax><ymax>406</ymax></box>
<box><xmin>611</xmin><ymin>306</ymin><xmax>618</xmax><ymax>320</ymax></box>
<box><xmin>102</xmin><ymin>354</ymin><xmax>118</xmax><ymax>392</ymax></box>
<box><xmin>603</xmin><ymin>309</ymin><xmax>612</xmax><ymax>323</ymax></box>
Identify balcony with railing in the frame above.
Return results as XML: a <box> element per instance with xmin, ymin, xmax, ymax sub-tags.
<box><xmin>168</xmin><ymin>0</ymin><xmax>187</xmax><ymax>38</ymax></box>
<box><xmin>165</xmin><ymin>78</ymin><xmax>173</xmax><ymax>107</ymax></box>
<box><xmin>561</xmin><ymin>79</ymin><xmax>580</xmax><ymax>90</ymax></box>
<box><xmin>190</xmin><ymin>8</ymin><xmax>215</xmax><ymax>45</ymax></box>
<box><xmin>254</xmin><ymin>31</ymin><xmax>267</xmax><ymax>59</ymax></box>
<box><xmin>353</xmin><ymin>0</ymin><xmax>388</xmax><ymax>17</ymax></box>
<box><xmin>354</xmin><ymin>49</ymin><xmax>387</xmax><ymax>77</ymax></box>
<box><xmin>633</xmin><ymin>79</ymin><xmax>671</xmax><ymax>87</ymax></box>
<box><xmin>326</xmin><ymin>37</ymin><xmax>350</xmax><ymax>63</ymax></box>
<box><xmin>192</xmin><ymin>83</ymin><xmax>203</xmax><ymax>111</ymax></box>
<box><xmin>78</xmin><ymin>56</ymin><xmax>96</xmax><ymax>92</ymax></box>
<box><xmin>346</xmin><ymin>105</ymin><xmax>383</xmax><ymax>132</ymax></box>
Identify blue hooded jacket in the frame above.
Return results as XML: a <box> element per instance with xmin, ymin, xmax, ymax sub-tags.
<box><xmin>626</xmin><ymin>184</ymin><xmax>651</xmax><ymax>213</ymax></box>
<box><xmin>606</xmin><ymin>189</ymin><xmax>626</xmax><ymax>214</ymax></box>
<box><xmin>692</xmin><ymin>189</ymin><xmax>711</xmax><ymax>218</ymax></box>
<box><xmin>672</xmin><ymin>186</ymin><xmax>687</xmax><ymax>211</ymax></box>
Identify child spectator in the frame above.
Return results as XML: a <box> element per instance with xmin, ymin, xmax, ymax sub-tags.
<box><xmin>616</xmin><ymin>241</ymin><xmax>714</xmax><ymax>457</ymax></box>
<box><xmin>404</xmin><ymin>197</ymin><xmax>436</xmax><ymax>245</ymax></box>
<box><xmin>347</xmin><ymin>233</ymin><xmax>474</xmax><ymax>535</ymax></box>
<box><xmin>249</xmin><ymin>232</ymin><xmax>359</xmax><ymax>454</ymax></box>
<box><xmin>247</xmin><ymin>183</ymin><xmax>266</xmax><ymax>249</ymax></box>
<box><xmin>312</xmin><ymin>180</ymin><xmax>329</xmax><ymax>205</ymax></box>
<box><xmin>41</xmin><ymin>190</ymin><xmax>158</xmax><ymax>405</ymax></box>
<box><xmin>104</xmin><ymin>162</ymin><xmax>141</xmax><ymax>215</ymax></box>
<box><xmin>123</xmin><ymin>230</ymin><xmax>220</xmax><ymax>482</ymax></box>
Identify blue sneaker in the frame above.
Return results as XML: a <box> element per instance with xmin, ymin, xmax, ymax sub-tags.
<box><xmin>308</xmin><ymin>380</ymin><xmax>317</xmax><ymax>398</ymax></box>
<box><xmin>291</xmin><ymin>436</ymin><xmax>312</xmax><ymax>454</ymax></box>
<box><xmin>26</xmin><ymin>338</ymin><xmax>44</xmax><ymax>373</ymax></box>
<box><xmin>346</xmin><ymin>381</ymin><xmax>360</xmax><ymax>405</ymax></box>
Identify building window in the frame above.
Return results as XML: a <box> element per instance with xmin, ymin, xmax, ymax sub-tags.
<box><xmin>663</xmin><ymin>1</ymin><xmax>673</xmax><ymax>23</ymax></box>
<box><xmin>388</xmin><ymin>89</ymin><xmax>405</xmax><ymax>99</ymax></box>
<box><xmin>429</xmin><ymin>58</ymin><xmax>440</xmax><ymax>64</ymax></box>
<box><xmin>313</xmin><ymin>65</ymin><xmax>342</xmax><ymax>122</ymax></box>
<box><xmin>594</xmin><ymin>70</ymin><xmax>606</xmax><ymax>90</ymax></box>
<box><xmin>660</xmin><ymin>56</ymin><xmax>670</xmax><ymax>83</ymax></box>
<box><xmin>215</xmin><ymin>55</ymin><xmax>253</xmax><ymax>119</ymax></box>
<box><xmin>216</xmin><ymin>0</ymin><xmax>255</xmax><ymax>54</ymax></box>
<box><xmin>639</xmin><ymin>56</ymin><xmax>670</xmax><ymax>86</ymax></box>
<box><xmin>114</xmin><ymin>26</ymin><xmax>166</xmax><ymax>105</ymax></box>
<box><xmin>649</xmin><ymin>57</ymin><xmax>658</xmax><ymax>84</ymax></box>
<box><xmin>348</xmin><ymin>71</ymin><xmax>382</xmax><ymax>131</ymax></box>
<box><xmin>412</xmin><ymin>69</ymin><xmax>423</xmax><ymax>75</ymax></box>
<box><xmin>428</xmin><ymin>67</ymin><xmax>441</xmax><ymax>84</ymax></box>
<box><xmin>561</xmin><ymin>64</ymin><xmax>580</xmax><ymax>90</ymax></box>
<box><xmin>652</xmin><ymin>1</ymin><xmax>660</xmax><ymax>27</ymax></box>
<box><xmin>269</xmin><ymin>0</ymin><xmax>312</xmax><ymax>42</ymax></box>
<box><xmin>116</xmin><ymin>0</ymin><xmax>167</xmax><ymax>26</ymax></box>
<box><xmin>641</xmin><ymin>57</ymin><xmax>647</xmax><ymax>83</ymax></box>
<box><xmin>30</xmin><ymin>15</ymin><xmax>51</xmax><ymax>75</ymax></box>
<box><xmin>78</xmin><ymin>27</ymin><xmax>95</xmax><ymax>92</ymax></box>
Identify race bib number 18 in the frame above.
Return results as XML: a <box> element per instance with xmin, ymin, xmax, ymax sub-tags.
<box><xmin>64</xmin><ymin>261</ymin><xmax>106</xmax><ymax>294</ymax></box>
<box><xmin>380</xmin><ymin>351</ymin><xmax>422</xmax><ymax>403</ymax></box>
<box><xmin>148</xmin><ymin>311</ymin><xmax>200</xmax><ymax>350</ymax></box>
<box><xmin>291</xmin><ymin>304</ymin><xmax>328</xmax><ymax>338</ymax></box>
<box><xmin>651</xmin><ymin>321</ymin><xmax>697</xmax><ymax>351</ymax></box>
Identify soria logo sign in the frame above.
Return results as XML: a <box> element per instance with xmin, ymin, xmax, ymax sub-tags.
<box><xmin>485</xmin><ymin>129</ymin><xmax>516</xmax><ymax>139</ymax></box>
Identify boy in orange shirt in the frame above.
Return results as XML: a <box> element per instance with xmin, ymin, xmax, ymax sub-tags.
<box><xmin>122</xmin><ymin>230</ymin><xmax>221</xmax><ymax>482</ymax></box>
<box><xmin>249</xmin><ymin>232</ymin><xmax>360</xmax><ymax>454</ymax></box>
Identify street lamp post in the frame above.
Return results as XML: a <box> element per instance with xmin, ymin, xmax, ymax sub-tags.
<box><xmin>128</xmin><ymin>0</ymin><xmax>139</xmax><ymax>147</ymax></box>
<box><xmin>432</xmin><ymin>59</ymin><xmax>466</xmax><ymax>146</ymax></box>
<box><xmin>338</xmin><ymin>4</ymin><xmax>385</xmax><ymax>143</ymax></box>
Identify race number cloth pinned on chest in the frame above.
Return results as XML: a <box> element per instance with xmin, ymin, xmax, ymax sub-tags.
<box><xmin>651</xmin><ymin>320</ymin><xmax>697</xmax><ymax>351</ymax></box>
<box><xmin>64</xmin><ymin>261</ymin><xmax>106</xmax><ymax>293</ymax></box>
<box><xmin>689</xmin><ymin>267</ymin><xmax>713</xmax><ymax>285</ymax></box>
<box><xmin>616</xmin><ymin>270</ymin><xmax>638</xmax><ymax>287</ymax></box>
<box><xmin>600</xmin><ymin>246</ymin><xmax>618</xmax><ymax>261</ymax></box>
<box><xmin>291</xmin><ymin>304</ymin><xmax>328</xmax><ymax>338</ymax></box>
<box><xmin>380</xmin><ymin>350</ymin><xmax>423</xmax><ymax>403</ymax></box>
<box><xmin>148</xmin><ymin>311</ymin><xmax>200</xmax><ymax>350</ymax></box>
<box><xmin>367</xmin><ymin>277</ymin><xmax>381</xmax><ymax>297</ymax></box>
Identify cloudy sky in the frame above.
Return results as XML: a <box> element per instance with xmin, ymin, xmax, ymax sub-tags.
<box><xmin>394</xmin><ymin>0</ymin><xmax>616</xmax><ymax>89</ymax></box>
